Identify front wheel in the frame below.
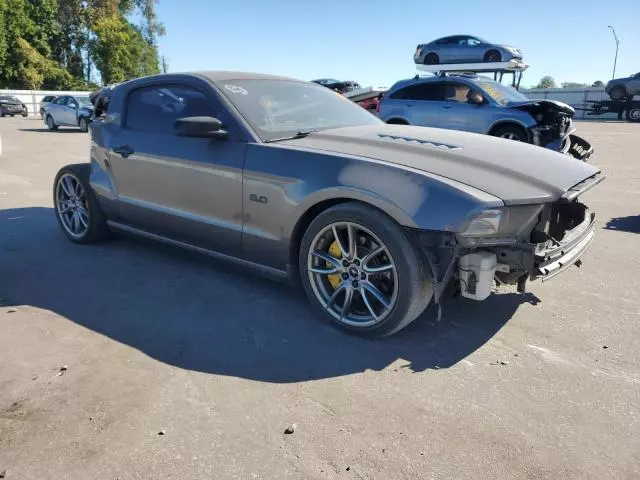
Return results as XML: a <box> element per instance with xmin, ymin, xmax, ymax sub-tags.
<box><xmin>491</xmin><ymin>125</ymin><xmax>527</xmax><ymax>142</ymax></box>
<box><xmin>46</xmin><ymin>115</ymin><xmax>58</xmax><ymax>130</ymax></box>
<box><xmin>53</xmin><ymin>164</ymin><xmax>109</xmax><ymax>243</ymax></box>
<box><xmin>484</xmin><ymin>50</ymin><xmax>502</xmax><ymax>63</ymax></box>
<box><xmin>299</xmin><ymin>202</ymin><xmax>433</xmax><ymax>338</ymax></box>
<box><xmin>608</xmin><ymin>86</ymin><xmax>627</xmax><ymax>101</ymax></box>
<box><xmin>79</xmin><ymin>116</ymin><xmax>89</xmax><ymax>133</ymax></box>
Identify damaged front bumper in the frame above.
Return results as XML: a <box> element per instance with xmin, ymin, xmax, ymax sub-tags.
<box><xmin>544</xmin><ymin>133</ymin><xmax>594</xmax><ymax>162</ymax></box>
<box><xmin>413</xmin><ymin>196</ymin><xmax>600</xmax><ymax>306</ymax></box>
<box><xmin>532</xmin><ymin>210</ymin><xmax>596</xmax><ymax>281</ymax></box>
<box><xmin>532</xmin><ymin>122</ymin><xmax>594</xmax><ymax>161</ymax></box>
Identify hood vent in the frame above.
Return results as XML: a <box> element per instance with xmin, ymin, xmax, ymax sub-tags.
<box><xmin>377</xmin><ymin>134</ymin><xmax>461</xmax><ymax>150</ymax></box>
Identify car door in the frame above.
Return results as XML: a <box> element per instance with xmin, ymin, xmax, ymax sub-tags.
<box><xmin>48</xmin><ymin>96</ymin><xmax>68</xmax><ymax>124</ymax></box>
<box><xmin>106</xmin><ymin>81</ymin><xmax>245</xmax><ymax>255</ymax></box>
<box><xmin>397</xmin><ymin>82</ymin><xmax>445</xmax><ymax>127</ymax></box>
<box><xmin>437</xmin><ymin>80</ymin><xmax>487</xmax><ymax>134</ymax></box>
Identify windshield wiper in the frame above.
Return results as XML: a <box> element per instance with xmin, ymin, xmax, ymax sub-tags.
<box><xmin>265</xmin><ymin>129</ymin><xmax>318</xmax><ymax>143</ymax></box>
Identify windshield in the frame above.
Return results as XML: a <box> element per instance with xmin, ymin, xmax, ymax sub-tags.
<box><xmin>217</xmin><ymin>79</ymin><xmax>381</xmax><ymax>142</ymax></box>
<box><xmin>75</xmin><ymin>96</ymin><xmax>92</xmax><ymax>106</ymax></box>
<box><xmin>314</xmin><ymin>79</ymin><xmax>340</xmax><ymax>85</ymax></box>
<box><xmin>473</xmin><ymin>79</ymin><xmax>529</xmax><ymax>105</ymax></box>
<box><xmin>0</xmin><ymin>96</ymin><xmax>19</xmax><ymax>102</ymax></box>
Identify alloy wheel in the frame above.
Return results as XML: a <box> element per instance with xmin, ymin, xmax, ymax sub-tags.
<box><xmin>55</xmin><ymin>173</ymin><xmax>90</xmax><ymax>239</ymax></box>
<box><xmin>307</xmin><ymin>222</ymin><xmax>398</xmax><ymax>327</ymax></box>
<box><xmin>501</xmin><ymin>132</ymin><xmax>521</xmax><ymax>141</ymax></box>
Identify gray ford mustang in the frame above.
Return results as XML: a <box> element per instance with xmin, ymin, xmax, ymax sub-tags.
<box><xmin>53</xmin><ymin>71</ymin><xmax>603</xmax><ymax>337</ymax></box>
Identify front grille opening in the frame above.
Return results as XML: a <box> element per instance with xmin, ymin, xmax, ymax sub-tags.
<box><xmin>549</xmin><ymin>201</ymin><xmax>587</xmax><ymax>242</ymax></box>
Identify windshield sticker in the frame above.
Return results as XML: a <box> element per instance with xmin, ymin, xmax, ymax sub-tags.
<box><xmin>224</xmin><ymin>84</ymin><xmax>248</xmax><ymax>95</ymax></box>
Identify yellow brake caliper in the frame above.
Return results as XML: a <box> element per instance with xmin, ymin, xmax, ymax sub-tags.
<box><xmin>327</xmin><ymin>241</ymin><xmax>342</xmax><ymax>289</ymax></box>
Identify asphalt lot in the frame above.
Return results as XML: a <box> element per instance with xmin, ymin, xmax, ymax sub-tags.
<box><xmin>0</xmin><ymin>117</ymin><xmax>639</xmax><ymax>480</ymax></box>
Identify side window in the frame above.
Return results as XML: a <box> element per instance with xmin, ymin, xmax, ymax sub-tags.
<box><xmin>390</xmin><ymin>84</ymin><xmax>443</xmax><ymax>101</ymax></box>
<box><xmin>444</xmin><ymin>82</ymin><xmax>472</xmax><ymax>103</ymax></box>
<box><xmin>53</xmin><ymin>97</ymin><xmax>68</xmax><ymax>106</ymax></box>
<box><xmin>125</xmin><ymin>84</ymin><xmax>217</xmax><ymax>134</ymax></box>
<box><xmin>468</xmin><ymin>38</ymin><xmax>481</xmax><ymax>46</ymax></box>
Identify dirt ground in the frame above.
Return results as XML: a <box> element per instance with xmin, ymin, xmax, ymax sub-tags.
<box><xmin>1</xmin><ymin>118</ymin><xmax>639</xmax><ymax>480</ymax></box>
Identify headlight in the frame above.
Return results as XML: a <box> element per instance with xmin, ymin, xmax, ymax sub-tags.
<box><xmin>457</xmin><ymin>205</ymin><xmax>543</xmax><ymax>246</ymax></box>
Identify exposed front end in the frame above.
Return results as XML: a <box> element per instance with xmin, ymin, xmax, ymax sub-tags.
<box><xmin>514</xmin><ymin>100</ymin><xmax>594</xmax><ymax>161</ymax></box>
<box><xmin>418</xmin><ymin>173</ymin><xmax>604</xmax><ymax>302</ymax></box>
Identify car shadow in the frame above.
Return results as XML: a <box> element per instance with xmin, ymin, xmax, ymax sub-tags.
<box><xmin>604</xmin><ymin>215</ymin><xmax>640</xmax><ymax>234</ymax></box>
<box><xmin>0</xmin><ymin>207</ymin><xmax>539</xmax><ymax>383</ymax></box>
<box><xmin>17</xmin><ymin>128</ymin><xmax>82</xmax><ymax>133</ymax></box>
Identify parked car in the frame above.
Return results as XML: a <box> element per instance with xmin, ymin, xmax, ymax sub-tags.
<box><xmin>311</xmin><ymin>78</ymin><xmax>361</xmax><ymax>94</ymax></box>
<box><xmin>414</xmin><ymin>35</ymin><xmax>523</xmax><ymax>65</ymax></box>
<box><xmin>0</xmin><ymin>96</ymin><xmax>28</xmax><ymax>117</ymax></box>
<box><xmin>44</xmin><ymin>95</ymin><xmax>94</xmax><ymax>132</ymax></box>
<box><xmin>53</xmin><ymin>71</ymin><xmax>602</xmax><ymax>337</ymax></box>
<box><xmin>377</xmin><ymin>74</ymin><xmax>593</xmax><ymax>161</ymax></box>
<box><xmin>605</xmin><ymin>72</ymin><xmax>640</xmax><ymax>101</ymax></box>
<box><xmin>39</xmin><ymin>95</ymin><xmax>57</xmax><ymax>118</ymax></box>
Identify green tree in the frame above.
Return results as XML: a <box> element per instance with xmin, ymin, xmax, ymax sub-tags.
<box><xmin>535</xmin><ymin>76</ymin><xmax>556</xmax><ymax>89</ymax></box>
<box><xmin>90</xmin><ymin>15</ymin><xmax>159</xmax><ymax>84</ymax></box>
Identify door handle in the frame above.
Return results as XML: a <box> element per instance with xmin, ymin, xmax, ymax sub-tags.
<box><xmin>442</xmin><ymin>105</ymin><xmax>452</xmax><ymax>109</ymax></box>
<box><xmin>113</xmin><ymin>145</ymin><xmax>133</xmax><ymax>158</ymax></box>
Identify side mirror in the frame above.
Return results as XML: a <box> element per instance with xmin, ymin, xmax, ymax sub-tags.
<box><xmin>69</xmin><ymin>102</ymin><xmax>78</xmax><ymax>109</ymax></box>
<box><xmin>467</xmin><ymin>92</ymin><xmax>485</xmax><ymax>105</ymax></box>
<box><xmin>174</xmin><ymin>116</ymin><xmax>228</xmax><ymax>140</ymax></box>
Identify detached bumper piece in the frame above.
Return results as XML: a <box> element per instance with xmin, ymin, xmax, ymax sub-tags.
<box><xmin>564</xmin><ymin>134</ymin><xmax>594</xmax><ymax>162</ymax></box>
<box><xmin>533</xmin><ymin>211</ymin><xmax>596</xmax><ymax>282</ymax></box>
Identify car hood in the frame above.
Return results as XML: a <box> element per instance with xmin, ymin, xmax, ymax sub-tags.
<box><xmin>0</xmin><ymin>99</ymin><xmax>22</xmax><ymax>106</ymax></box>
<box><xmin>508</xmin><ymin>99</ymin><xmax>575</xmax><ymax>116</ymax></box>
<box><xmin>279</xmin><ymin>124</ymin><xmax>600</xmax><ymax>205</ymax></box>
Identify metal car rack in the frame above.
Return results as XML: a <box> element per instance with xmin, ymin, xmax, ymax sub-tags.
<box><xmin>415</xmin><ymin>60</ymin><xmax>529</xmax><ymax>90</ymax></box>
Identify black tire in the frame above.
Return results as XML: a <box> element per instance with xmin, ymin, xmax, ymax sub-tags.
<box><xmin>627</xmin><ymin>106</ymin><xmax>640</xmax><ymax>123</ymax></box>
<box><xmin>491</xmin><ymin>124</ymin><xmax>528</xmax><ymax>142</ymax></box>
<box><xmin>10</xmin><ymin>114</ymin><xmax>14</xmax><ymax>117</ymax></box>
<box><xmin>609</xmin><ymin>86</ymin><xmax>627</xmax><ymax>101</ymax></box>
<box><xmin>424</xmin><ymin>53</ymin><xmax>439</xmax><ymax>65</ymax></box>
<box><xmin>22</xmin><ymin>112</ymin><xmax>28</xmax><ymax>118</ymax></box>
<box><xmin>484</xmin><ymin>50</ymin><xmax>502</xmax><ymax>63</ymax></box>
<box><xmin>79</xmin><ymin>116</ymin><xmax>89</xmax><ymax>133</ymax></box>
<box><xmin>53</xmin><ymin>163</ymin><xmax>109</xmax><ymax>244</ymax></box>
<box><xmin>46</xmin><ymin>115</ymin><xmax>58</xmax><ymax>131</ymax></box>
<box><xmin>299</xmin><ymin>202</ymin><xmax>433</xmax><ymax>338</ymax></box>
<box><xmin>40</xmin><ymin>108</ymin><xmax>45</xmax><ymax>119</ymax></box>
<box><xmin>386</xmin><ymin>118</ymin><xmax>409</xmax><ymax>125</ymax></box>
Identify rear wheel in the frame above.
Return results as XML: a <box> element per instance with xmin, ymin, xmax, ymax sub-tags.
<box><xmin>484</xmin><ymin>50</ymin><xmax>502</xmax><ymax>63</ymax></box>
<box><xmin>46</xmin><ymin>115</ymin><xmax>58</xmax><ymax>131</ymax></box>
<box><xmin>424</xmin><ymin>53</ymin><xmax>439</xmax><ymax>65</ymax></box>
<box><xmin>53</xmin><ymin>164</ymin><xmax>109</xmax><ymax>243</ymax></box>
<box><xmin>491</xmin><ymin>124</ymin><xmax>527</xmax><ymax>142</ymax></box>
<box><xmin>299</xmin><ymin>202</ymin><xmax>432</xmax><ymax>338</ymax></box>
<box><xmin>627</xmin><ymin>106</ymin><xmax>640</xmax><ymax>123</ymax></box>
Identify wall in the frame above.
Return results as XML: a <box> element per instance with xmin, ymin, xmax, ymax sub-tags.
<box><xmin>520</xmin><ymin>87</ymin><xmax>620</xmax><ymax>120</ymax></box>
<box><xmin>0</xmin><ymin>89</ymin><xmax>91</xmax><ymax>117</ymax></box>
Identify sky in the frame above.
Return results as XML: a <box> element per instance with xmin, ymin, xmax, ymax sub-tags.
<box><xmin>156</xmin><ymin>0</ymin><xmax>640</xmax><ymax>89</ymax></box>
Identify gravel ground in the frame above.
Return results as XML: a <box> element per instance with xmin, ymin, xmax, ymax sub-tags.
<box><xmin>0</xmin><ymin>118</ymin><xmax>639</xmax><ymax>480</ymax></box>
